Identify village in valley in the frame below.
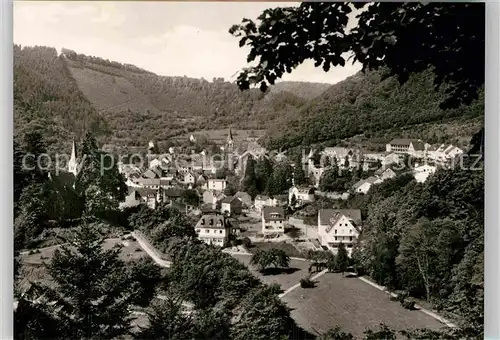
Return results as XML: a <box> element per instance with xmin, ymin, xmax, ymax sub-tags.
<box><xmin>13</xmin><ymin>2</ymin><xmax>485</xmax><ymax>339</ymax></box>
<box><xmin>93</xmin><ymin>128</ymin><xmax>466</xmax><ymax>256</ymax></box>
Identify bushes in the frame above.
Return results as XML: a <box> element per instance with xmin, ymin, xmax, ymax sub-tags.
<box><xmin>300</xmin><ymin>277</ymin><xmax>315</xmax><ymax>288</ymax></box>
<box><xmin>390</xmin><ymin>291</ymin><xmax>415</xmax><ymax>310</ymax></box>
<box><xmin>241</xmin><ymin>237</ymin><xmax>252</xmax><ymax>248</ymax></box>
<box><xmin>401</xmin><ymin>300</ymin><xmax>416</xmax><ymax>310</ymax></box>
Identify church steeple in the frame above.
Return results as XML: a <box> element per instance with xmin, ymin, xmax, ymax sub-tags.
<box><xmin>226</xmin><ymin>127</ymin><xmax>234</xmax><ymax>152</ymax></box>
<box><xmin>68</xmin><ymin>139</ymin><xmax>78</xmax><ymax>176</ymax></box>
<box><xmin>227</xmin><ymin>127</ymin><xmax>233</xmax><ymax>144</ymax></box>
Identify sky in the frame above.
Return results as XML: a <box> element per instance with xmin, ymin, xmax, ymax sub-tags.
<box><xmin>14</xmin><ymin>1</ymin><xmax>361</xmax><ymax>84</ymax></box>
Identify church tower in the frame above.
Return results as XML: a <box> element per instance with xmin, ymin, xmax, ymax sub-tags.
<box><xmin>68</xmin><ymin>139</ymin><xmax>78</xmax><ymax>176</ymax></box>
<box><xmin>227</xmin><ymin>127</ymin><xmax>234</xmax><ymax>152</ymax></box>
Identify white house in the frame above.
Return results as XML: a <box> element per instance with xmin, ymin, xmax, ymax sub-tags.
<box><xmin>428</xmin><ymin>144</ymin><xmax>463</xmax><ymax>164</ymax></box>
<box><xmin>288</xmin><ymin>186</ymin><xmax>315</xmax><ymax>206</ymax></box>
<box><xmin>413</xmin><ymin>164</ymin><xmax>437</xmax><ymax>183</ymax></box>
<box><xmin>203</xmin><ymin>179</ymin><xmax>227</xmax><ymax>192</ymax></box>
<box><xmin>202</xmin><ymin>190</ymin><xmax>226</xmax><ymax>210</ymax></box>
<box><xmin>382</xmin><ymin>153</ymin><xmax>401</xmax><ymax>167</ymax></box>
<box><xmin>220</xmin><ymin>196</ymin><xmax>243</xmax><ymax>216</ymax></box>
<box><xmin>262</xmin><ymin>206</ymin><xmax>286</xmax><ymax>235</ymax></box>
<box><xmin>318</xmin><ymin>209</ymin><xmax>361</xmax><ymax>255</ymax></box>
<box><xmin>322</xmin><ymin>147</ymin><xmax>354</xmax><ymax>166</ymax></box>
<box><xmin>184</xmin><ymin>172</ymin><xmax>196</xmax><ymax>185</ymax></box>
<box><xmin>374</xmin><ymin>168</ymin><xmax>397</xmax><ymax>182</ymax></box>
<box><xmin>195</xmin><ymin>214</ymin><xmax>235</xmax><ymax>247</ymax></box>
<box><xmin>254</xmin><ymin>195</ymin><xmax>271</xmax><ymax>212</ymax></box>
<box><xmin>385</xmin><ymin>139</ymin><xmax>426</xmax><ymax>158</ymax></box>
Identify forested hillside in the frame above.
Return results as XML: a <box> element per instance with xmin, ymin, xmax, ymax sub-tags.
<box><xmin>13</xmin><ymin>45</ymin><xmax>482</xmax><ymax>154</ymax></box>
<box><xmin>61</xmin><ymin>49</ymin><xmax>317</xmax><ymax>148</ymax></box>
<box><xmin>262</xmin><ymin>69</ymin><xmax>484</xmax><ymax>151</ymax></box>
<box><xmin>13</xmin><ymin>45</ymin><xmax>109</xmax><ymax>154</ymax></box>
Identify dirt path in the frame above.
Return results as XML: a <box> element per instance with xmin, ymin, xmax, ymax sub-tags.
<box><xmin>131</xmin><ymin>231</ymin><xmax>171</xmax><ymax>268</ymax></box>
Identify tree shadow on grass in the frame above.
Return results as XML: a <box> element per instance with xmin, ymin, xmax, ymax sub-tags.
<box><xmin>289</xmin><ymin>322</ymin><xmax>317</xmax><ymax>340</ymax></box>
<box><xmin>261</xmin><ymin>267</ymin><xmax>301</xmax><ymax>276</ymax></box>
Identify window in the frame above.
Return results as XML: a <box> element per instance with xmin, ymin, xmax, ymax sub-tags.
<box><xmin>349</xmin><ymin>229</ymin><xmax>352</xmax><ymax>234</ymax></box>
<box><xmin>349</xmin><ymin>236</ymin><xmax>353</xmax><ymax>241</ymax></box>
<box><xmin>335</xmin><ymin>236</ymin><xmax>338</xmax><ymax>241</ymax></box>
<box><xmin>334</xmin><ymin>229</ymin><xmax>337</xmax><ymax>234</ymax></box>
<box><xmin>219</xmin><ymin>230</ymin><xmax>223</xmax><ymax>234</ymax></box>
<box><xmin>205</xmin><ymin>229</ymin><xmax>209</xmax><ymax>233</ymax></box>
<box><xmin>196</xmin><ymin>229</ymin><xmax>200</xmax><ymax>233</ymax></box>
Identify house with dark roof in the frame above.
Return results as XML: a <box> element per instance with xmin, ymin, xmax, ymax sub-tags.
<box><xmin>261</xmin><ymin>206</ymin><xmax>286</xmax><ymax>234</ymax></box>
<box><xmin>220</xmin><ymin>196</ymin><xmax>243</xmax><ymax>216</ymax></box>
<box><xmin>234</xmin><ymin>191</ymin><xmax>252</xmax><ymax>208</ymax></box>
<box><xmin>194</xmin><ymin>214</ymin><xmax>237</xmax><ymax>247</ymax></box>
<box><xmin>318</xmin><ymin>209</ymin><xmax>362</xmax><ymax>255</ymax></box>
<box><xmin>385</xmin><ymin>138</ymin><xmax>427</xmax><ymax>158</ymax></box>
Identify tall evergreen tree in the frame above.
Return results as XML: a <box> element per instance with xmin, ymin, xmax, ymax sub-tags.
<box><xmin>75</xmin><ymin>132</ymin><xmax>126</xmax><ymax>218</ymax></box>
<box><xmin>254</xmin><ymin>156</ymin><xmax>273</xmax><ymax>193</ymax></box>
<box><xmin>25</xmin><ymin>224</ymin><xmax>137</xmax><ymax>339</ymax></box>
<box><xmin>335</xmin><ymin>243</ymin><xmax>349</xmax><ymax>276</ymax></box>
<box><xmin>241</xmin><ymin>155</ymin><xmax>258</xmax><ymax>197</ymax></box>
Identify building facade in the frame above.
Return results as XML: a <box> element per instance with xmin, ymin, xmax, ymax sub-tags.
<box><xmin>261</xmin><ymin>206</ymin><xmax>286</xmax><ymax>234</ymax></box>
<box><xmin>318</xmin><ymin>209</ymin><xmax>361</xmax><ymax>255</ymax></box>
<box><xmin>195</xmin><ymin>214</ymin><xmax>234</xmax><ymax>246</ymax></box>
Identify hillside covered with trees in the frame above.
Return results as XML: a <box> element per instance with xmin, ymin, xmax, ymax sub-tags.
<box><xmin>260</xmin><ymin>69</ymin><xmax>483</xmax><ymax>151</ymax></box>
<box><xmin>14</xmin><ymin>45</ymin><xmax>481</xmax><ymax>155</ymax></box>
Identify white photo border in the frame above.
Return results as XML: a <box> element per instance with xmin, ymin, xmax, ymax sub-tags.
<box><xmin>1</xmin><ymin>0</ymin><xmax>14</xmax><ymax>338</ymax></box>
<box><xmin>484</xmin><ymin>1</ymin><xmax>499</xmax><ymax>338</ymax></box>
<box><xmin>1</xmin><ymin>1</ymin><xmax>498</xmax><ymax>339</ymax></box>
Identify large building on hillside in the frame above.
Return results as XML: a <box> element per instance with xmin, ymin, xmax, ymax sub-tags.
<box><xmin>318</xmin><ymin>209</ymin><xmax>362</xmax><ymax>255</ymax></box>
<box><xmin>385</xmin><ymin>139</ymin><xmax>427</xmax><ymax>158</ymax></box>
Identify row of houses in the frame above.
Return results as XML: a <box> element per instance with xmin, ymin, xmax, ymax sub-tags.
<box><xmin>353</xmin><ymin>167</ymin><xmax>397</xmax><ymax>194</ymax></box>
<box><xmin>385</xmin><ymin>138</ymin><xmax>463</xmax><ymax>163</ymax></box>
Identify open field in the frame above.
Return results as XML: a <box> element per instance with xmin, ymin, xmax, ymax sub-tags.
<box><xmin>230</xmin><ymin>252</ymin><xmax>447</xmax><ymax>338</ymax></box>
<box><xmin>281</xmin><ymin>273</ymin><xmax>446</xmax><ymax>338</ymax></box>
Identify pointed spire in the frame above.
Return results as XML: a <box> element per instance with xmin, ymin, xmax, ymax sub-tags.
<box><xmin>68</xmin><ymin>139</ymin><xmax>78</xmax><ymax>176</ymax></box>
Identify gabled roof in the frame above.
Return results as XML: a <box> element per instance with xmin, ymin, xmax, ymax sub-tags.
<box><xmin>135</xmin><ymin>187</ymin><xmax>157</xmax><ymax>198</ymax></box>
<box><xmin>143</xmin><ymin>169</ymin><xmax>159</xmax><ymax>179</ymax></box>
<box><xmin>208</xmin><ymin>178</ymin><xmax>226</xmax><ymax>183</ymax></box>
<box><xmin>137</xmin><ymin>178</ymin><xmax>161</xmax><ymax>186</ymax></box>
<box><xmin>255</xmin><ymin>194</ymin><xmax>270</xmax><ymax>201</ymax></box>
<box><xmin>319</xmin><ymin>209</ymin><xmax>362</xmax><ymax>226</ymax></box>
<box><xmin>366</xmin><ymin>176</ymin><xmax>379</xmax><ymax>184</ymax></box>
<box><xmin>388</xmin><ymin>138</ymin><xmax>425</xmax><ymax>151</ymax></box>
<box><xmin>353</xmin><ymin>179</ymin><xmax>368</xmax><ymax>189</ymax></box>
<box><xmin>262</xmin><ymin>206</ymin><xmax>285</xmax><ymax>220</ymax></box>
<box><xmin>290</xmin><ymin>185</ymin><xmax>315</xmax><ymax>194</ymax></box>
<box><xmin>375</xmin><ymin>167</ymin><xmax>396</xmax><ymax>176</ymax></box>
<box><xmin>221</xmin><ymin>195</ymin><xmax>237</xmax><ymax>204</ymax></box>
